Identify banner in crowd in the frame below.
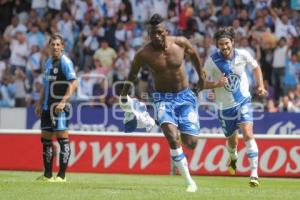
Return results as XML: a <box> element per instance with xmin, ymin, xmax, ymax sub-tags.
<box><xmin>26</xmin><ymin>106</ymin><xmax>300</xmax><ymax>135</ymax></box>
<box><xmin>0</xmin><ymin>132</ymin><xmax>299</xmax><ymax>177</ymax></box>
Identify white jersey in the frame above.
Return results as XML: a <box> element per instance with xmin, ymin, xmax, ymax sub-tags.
<box><xmin>204</xmin><ymin>49</ymin><xmax>259</xmax><ymax>110</ymax></box>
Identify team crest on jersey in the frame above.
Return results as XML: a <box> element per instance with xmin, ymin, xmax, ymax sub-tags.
<box><xmin>224</xmin><ymin>73</ymin><xmax>241</xmax><ymax>92</ymax></box>
<box><xmin>187</xmin><ymin>111</ymin><xmax>198</xmax><ymax>123</ymax></box>
<box><xmin>53</xmin><ymin>68</ymin><xmax>58</xmax><ymax>74</ymax></box>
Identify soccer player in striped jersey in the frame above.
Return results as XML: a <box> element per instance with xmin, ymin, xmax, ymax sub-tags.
<box><xmin>203</xmin><ymin>27</ymin><xmax>267</xmax><ymax>187</ymax></box>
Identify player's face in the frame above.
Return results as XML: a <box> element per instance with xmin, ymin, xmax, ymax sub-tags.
<box><xmin>217</xmin><ymin>38</ymin><xmax>234</xmax><ymax>59</ymax></box>
<box><xmin>149</xmin><ymin>24</ymin><xmax>167</xmax><ymax>47</ymax></box>
<box><xmin>49</xmin><ymin>38</ymin><xmax>64</xmax><ymax>59</ymax></box>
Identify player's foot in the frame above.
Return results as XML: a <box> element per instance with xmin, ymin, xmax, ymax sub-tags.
<box><xmin>249</xmin><ymin>176</ymin><xmax>259</xmax><ymax>187</ymax></box>
<box><xmin>228</xmin><ymin>159</ymin><xmax>237</xmax><ymax>175</ymax></box>
<box><xmin>186</xmin><ymin>183</ymin><xmax>197</xmax><ymax>192</ymax></box>
<box><xmin>36</xmin><ymin>175</ymin><xmax>55</xmax><ymax>182</ymax></box>
<box><xmin>54</xmin><ymin>176</ymin><xmax>67</xmax><ymax>183</ymax></box>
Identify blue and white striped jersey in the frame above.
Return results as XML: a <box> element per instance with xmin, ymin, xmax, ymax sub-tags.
<box><xmin>204</xmin><ymin>49</ymin><xmax>259</xmax><ymax>109</ymax></box>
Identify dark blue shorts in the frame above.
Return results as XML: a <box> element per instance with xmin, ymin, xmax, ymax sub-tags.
<box><xmin>41</xmin><ymin>110</ymin><xmax>69</xmax><ymax>132</ymax></box>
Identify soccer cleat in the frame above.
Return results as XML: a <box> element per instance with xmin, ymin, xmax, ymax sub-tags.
<box><xmin>249</xmin><ymin>176</ymin><xmax>259</xmax><ymax>187</ymax></box>
<box><xmin>228</xmin><ymin>159</ymin><xmax>237</xmax><ymax>175</ymax></box>
<box><xmin>54</xmin><ymin>176</ymin><xmax>67</xmax><ymax>182</ymax></box>
<box><xmin>36</xmin><ymin>175</ymin><xmax>55</xmax><ymax>182</ymax></box>
<box><xmin>186</xmin><ymin>184</ymin><xmax>197</xmax><ymax>192</ymax></box>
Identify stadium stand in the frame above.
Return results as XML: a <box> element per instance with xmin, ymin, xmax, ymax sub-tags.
<box><xmin>0</xmin><ymin>0</ymin><xmax>299</xmax><ymax>112</ymax></box>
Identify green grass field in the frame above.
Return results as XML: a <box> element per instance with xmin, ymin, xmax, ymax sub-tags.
<box><xmin>0</xmin><ymin>171</ymin><xmax>299</xmax><ymax>200</ymax></box>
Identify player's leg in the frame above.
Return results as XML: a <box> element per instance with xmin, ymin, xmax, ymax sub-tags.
<box><xmin>226</xmin><ymin>131</ymin><xmax>239</xmax><ymax>175</ymax></box>
<box><xmin>37</xmin><ymin>110</ymin><xmax>55</xmax><ymax>181</ymax></box>
<box><xmin>55</xmin><ymin>131</ymin><xmax>70</xmax><ymax>182</ymax></box>
<box><xmin>54</xmin><ymin>111</ymin><xmax>71</xmax><ymax>182</ymax></box>
<box><xmin>37</xmin><ymin>131</ymin><xmax>55</xmax><ymax>181</ymax></box>
<box><xmin>181</xmin><ymin>134</ymin><xmax>198</xmax><ymax>150</ymax></box>
<box><xmin>178</xmin><ymin>89</ymin><xmax>200</xmax><ymax>150</ymax></box>
<box><xmin>180</xmin><ymin>134</ymin><xmax>198</xmax><ymax>192</ymax></box>
<box><xmin>218</xmin><ymin>106</ymin><xmax>239</xmax><ymax>175</ymax></box>
<box><xmin>238</xmin><ymin>98</ymin><xmax>259</xmax><ymax>186</ymax></box>
<box><xmin>239</xmin><ymin>123</ymin><xmax>259</xmax><ymax>187</ymax></box>
<box><xmin>161</xmin><ymin>123</ymin><xmax>197</xmax><ymax>192</ymax></box>
<box><xmin>175</xmin><ymin>92</ymin><xmax>199</xmax><ymax>192</ymax></box>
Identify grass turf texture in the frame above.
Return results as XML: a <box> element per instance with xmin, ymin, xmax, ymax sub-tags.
<box><xmin>0</xmin><ymin>171</ymin><xmax>299</xmax><ymax>200</ymax></box>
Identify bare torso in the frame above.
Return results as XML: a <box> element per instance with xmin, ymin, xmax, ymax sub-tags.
<box><xmin>139</xmin><ymin>36</ymin><xmax>189</xmax><ymax>92</ymax></box>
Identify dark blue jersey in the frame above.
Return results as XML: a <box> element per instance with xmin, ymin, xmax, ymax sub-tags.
<box><xmin>42</xmin><ymin>54</ymin><xmax>76</xmax><ymax>110</ymax></box>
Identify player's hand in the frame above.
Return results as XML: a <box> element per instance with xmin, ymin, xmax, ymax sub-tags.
<box><xmin>34</xmin><ymin>104</ymin><xmax>42</xmax><ymax>117</ymax></box>
<box><xmin>256</xmin><ymin>86</ymin><xmax>268</xmax><ymax>97</ymax></box>
<box><xmin>216</xmin><ymin>73</ymin><xmax>228</xmax><ymax>87</ymax></box>
<box><xmin>55</xmin><ymin>101</ymin><xmax>66</xmax><ymax>113</ymax></box>
<box><xmin>194</xmin><ymin>71</ymin><xmax>205</xmax><ymax>93</ymax></box>
<box><xmin>119</xmin><ymin>95</ymin><xmax>131</xmax><ymax>111</ymax></box>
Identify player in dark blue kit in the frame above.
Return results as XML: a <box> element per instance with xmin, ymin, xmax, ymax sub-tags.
<box><xmin>35</xmin><ymin>33</ymin><xmax>78</xmax><ymax>182</ymax></box>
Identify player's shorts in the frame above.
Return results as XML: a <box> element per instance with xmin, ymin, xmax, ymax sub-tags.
<box><xmin>41</xmin><ymin>109</ymin><xmax>70</xmax><ymax>132</ymax></box>
<box><xmin>152</xmin><ymin>88</ymin><xmax>200</xmax><ymax>136</ymax></box>
<box><xmin>218</xmin><ymin>97</ymin><xmax>253</xmax><ymax>137</ymax></box>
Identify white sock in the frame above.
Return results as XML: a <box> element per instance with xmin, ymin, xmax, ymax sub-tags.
<box><xmin>226</xmin><ymin>145</ymin><xmax>238</xmax><ymax>161</ymax></box>
<box><xmin>245</xmin><ymin>139</ymin><xmax>259</xmax><ymax>178</ymax></box>
<box><xmin>170</xmin><ymin>147</ymin><xmax>195</xmax><ymax>186</ymax></box>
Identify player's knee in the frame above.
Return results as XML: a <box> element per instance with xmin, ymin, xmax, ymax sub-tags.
<box><xmin>57</xmin><ymin>138</ymin><xmax>71</xmax><ymax>153</ymax></box>
<box><xmin>185</xmin><ymin>140</ymin><xmax>197</xmax><ymax>150</ymax></box>
<box><xmin>41</xmin><ymin>138</ymin><xmax>52</xmax><ymax>145</ymax></box>
<box><xmin>164</xmin><ymin>132</ymin><xmax>181</xmax><ymax>147</ymax></box>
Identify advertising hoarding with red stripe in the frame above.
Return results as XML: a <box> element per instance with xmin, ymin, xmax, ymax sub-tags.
<box><xmin>0</xmin><ymin>131</ymin><xmax>299</xmax><ymax>177</ymax></box>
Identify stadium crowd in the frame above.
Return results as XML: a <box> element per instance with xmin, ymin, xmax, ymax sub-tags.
<box><xmin>0</xmin><ymin>0</ymin><xmax>299</xmax><ymax>112</ymax></box>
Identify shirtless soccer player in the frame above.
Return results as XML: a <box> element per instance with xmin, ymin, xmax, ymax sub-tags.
<box><xmin>120</xmin><ymin>14</ymin><xmax>205</xmax><ymax>192</ymax></box>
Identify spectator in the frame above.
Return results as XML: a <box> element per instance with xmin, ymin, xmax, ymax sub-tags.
<box><xmin>265</xmin><ymin>99</ymin><xmax>278</xmax><ymax>112</ymax></box>
<box><xmin>9</xmin><ymin>31</ymin><xmax>29</xmax><ymax>74</ymax></box>
<box><xmin>71</xmin><ymin>0</ymin><xmax>88</xmax><ymax>22</ymax></box>
<box><xmin>217</xmin><ymin>5</ymin><xmax>235</xmax><ymax>27</ymax></box>
<box><xmin>77</xmin><ymin>67</ymin><xmax>95</xmax><ymax>102</ymax></box>
<box><xmin>272</xmin><ymin>37</ymin><xmax>288</xmax><ymax>100</ymax></box>
<box><xmin>278</xmin><ymin>95</ymin><xmax>299</xmax><ymax>112</ymax></box>
<box><xmin>28</xmin><ymin>78</ymin><xmax>43</xmax><ymax>106</ymax></box>
<box><xmin>57</xmin><ymin>11</ymin><xmax>75</xmax><ymax>52</ymax></box>
<box><xmin>92</xmin><ymin>78</ymin><xmax>117</xmax><ymax>107</ymax></box>
<box><xmin>31</xmin><ymin>0</ymin><xmax>48</xmax><ymax>18</ymax></box>
<box><xmin>27</xmin><ymin>23</ymin><xmax>46</xmax><ymax>49</ymax></box>
<box><xmin>113</xmin><ymin>48</ymin><xmax>130</xmax><ymax>82</ymax></box>
<box><xmin>3</xmin><ymin>15</ymin><xmax>27</xmax><ymax>41</ymax></box>
<box><xmin>0</xmin><ymin>76</ymin><xmax>15</xmax><ymax>107</ymax></box>
<box><xmin>82</xmin><ymin>25</ymin><xmax>100</xmax><ymax>67</ymax></box>
<box><xmin>0</xmin><ymin>1</ymin><xmax>300</xmax><ymax>111</ymax></box>
<box><xmin>293</xmin><ymin>84</ymin><xmax>300</xmax><ymax>108</ymax></box>
<box><xmin>284</xmin><ymin>52</ymin><xmax>300</xmax><ymax>91</ymax></box>
<box><xmin>93</xmin><ymin>40</ymin><xmax>117</xmax><ymax>71</ymax></box>
<box><xmin>269</xmin><ymin>6</ymin><xmax>298</xmax><ymax>40</ymax></box>
<box><xmin>13</xmin><ymin>68</ymin><xmax>29</xmax><ymax>107</ymax></box>
<box><xmin>130</xmin><ymin>0</ymin><xmax>151</xmax><ymax>23</ymax></box>
<box><xmin>117</xmin><ymin>0</ymin><xmax>132</xmax><ymax>23</ymax></box>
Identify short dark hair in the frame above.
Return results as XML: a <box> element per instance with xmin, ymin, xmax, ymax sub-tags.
<box><xmin>148</xmin><ymin>14</ymin><xmax>164</xmax><ymax>26</ymax></box>
<box><xmin>48</xmin><ymin>33</ymin><xmax>64</xmax><ymax>45</ymax></box>
<box><xmin>214</xmin><ymin>27</ymin><xmax>235</xmax><ymax>42</ymax></box>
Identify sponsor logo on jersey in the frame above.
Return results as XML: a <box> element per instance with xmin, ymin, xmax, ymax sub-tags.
<box><xmin>224</xmin><ymin>73</ymin><xmax>241</xmax><ymax>92</ymax></box>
